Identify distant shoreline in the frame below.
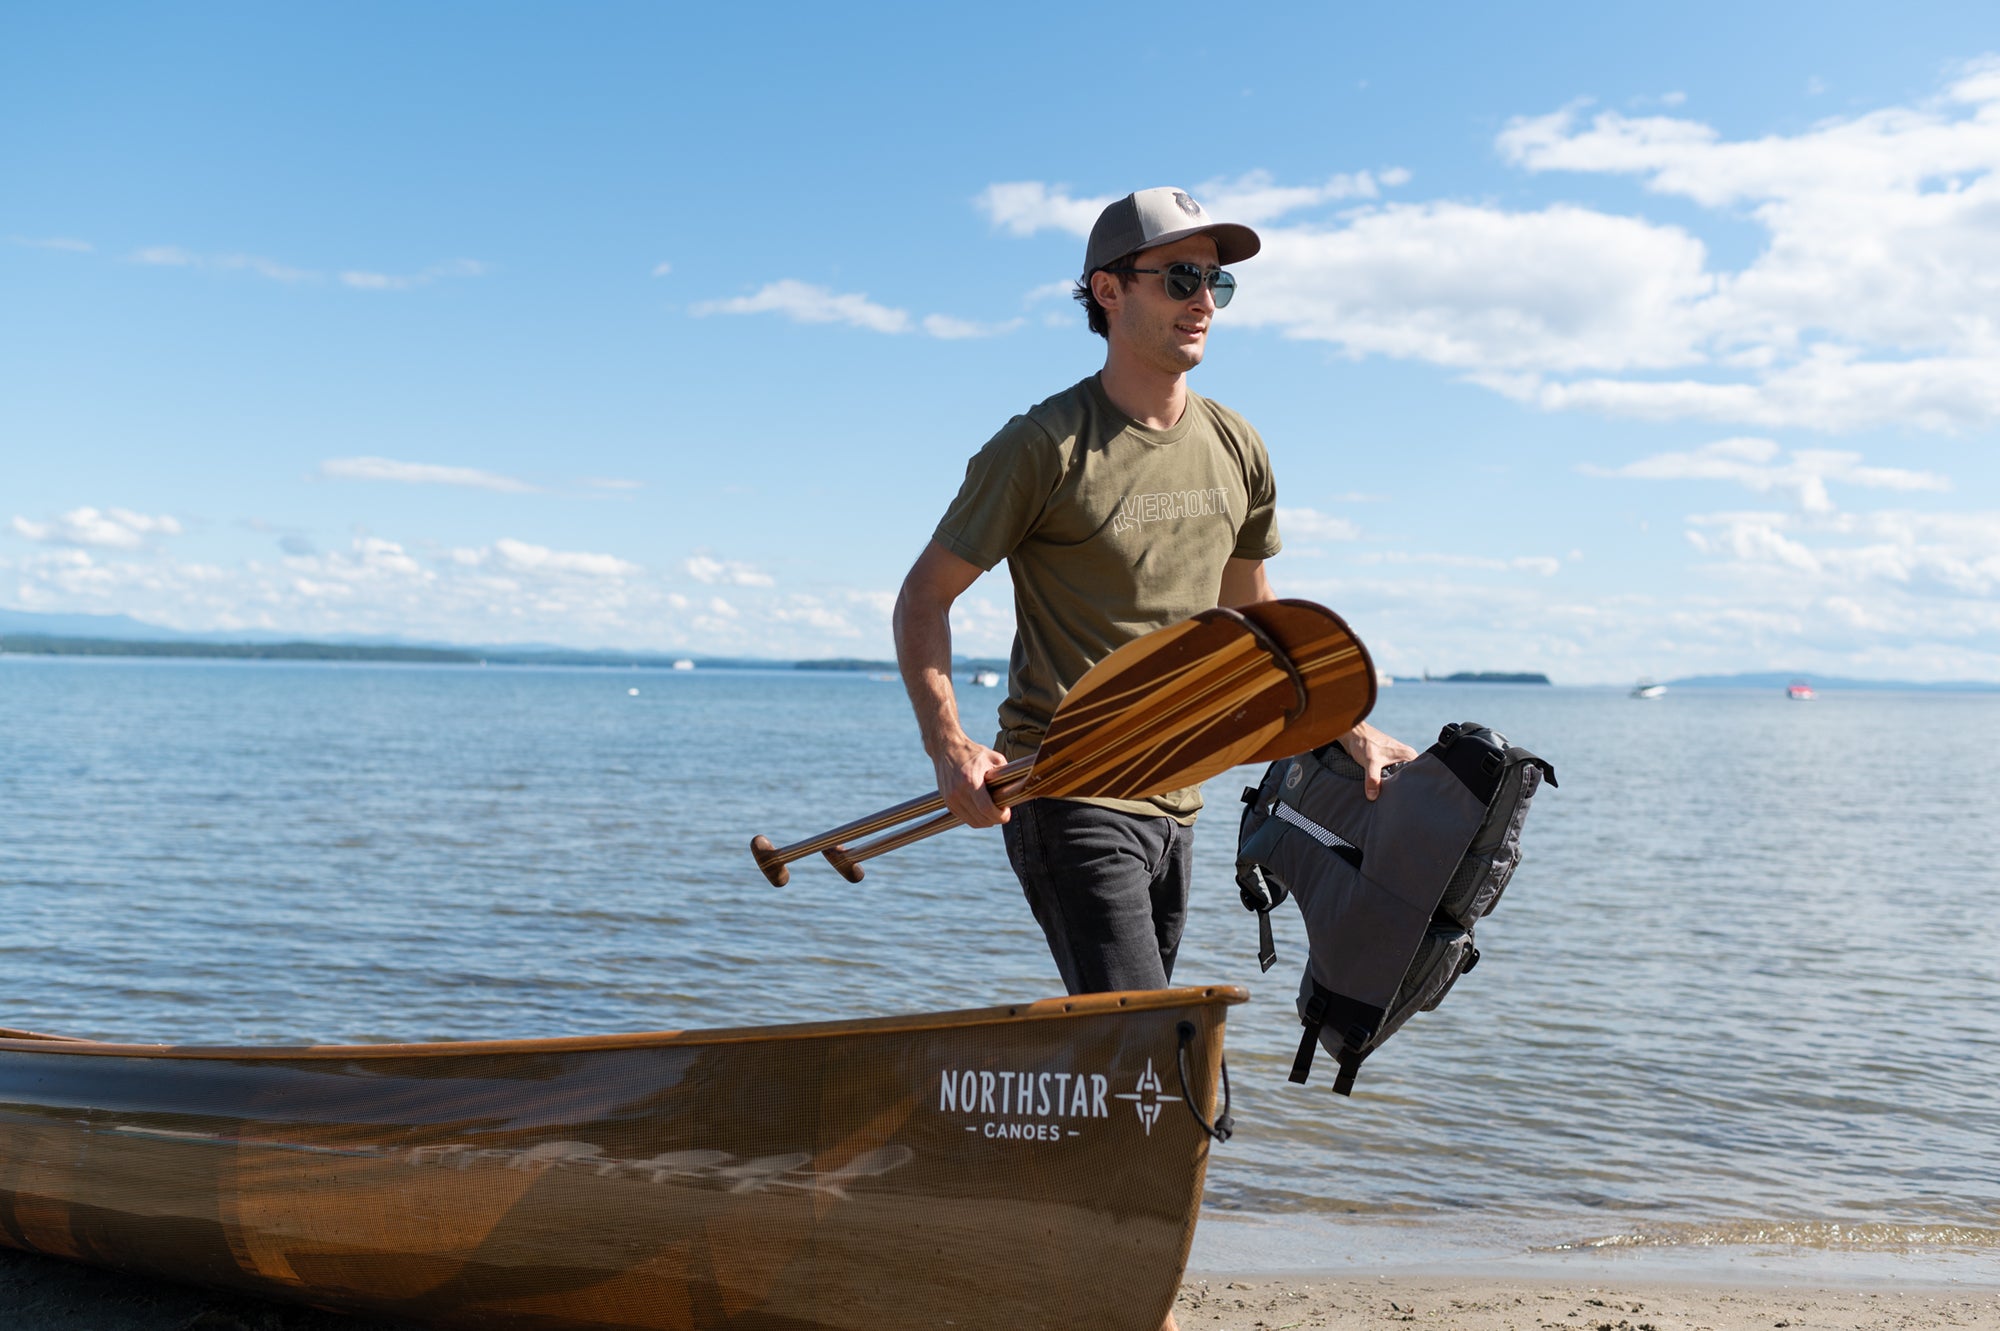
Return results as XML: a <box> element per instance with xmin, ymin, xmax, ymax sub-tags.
<box><xmin>0</xmin><ymin>634</ymin><xmax>983</xmax><ymax>674</ymax></box>
<box><xmin>4</xmin><ymin>633</ymin><xmax>1997</xmax><ymax>692</ymax></box>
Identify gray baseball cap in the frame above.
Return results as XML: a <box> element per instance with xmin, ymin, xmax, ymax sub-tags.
<box><xmin>1083</xmin><ymin>187</ymin><xmax>1260</xmax><ymax>277</ymax></box>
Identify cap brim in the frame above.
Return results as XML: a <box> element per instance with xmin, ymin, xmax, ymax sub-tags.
<box><xmin>1135</xmin><ymin>221</ymin><xmax>1261</xmax><ymax>266</ymax></box>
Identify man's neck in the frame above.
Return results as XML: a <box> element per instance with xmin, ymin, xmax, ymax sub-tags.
<box><xmin>1098</xmin><ymin>351</ymin><xmax>1187</xmax><ymax>431</ymax></box>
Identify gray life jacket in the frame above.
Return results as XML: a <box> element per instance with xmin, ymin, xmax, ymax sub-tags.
<box><xmin>1235</xmin><ymin>722</ymin><xmax>1556</xmax><ymax>1096</ymax></box>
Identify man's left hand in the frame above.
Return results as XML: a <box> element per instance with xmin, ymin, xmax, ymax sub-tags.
<box><xmin>1339</xmin><ymin>721</ymin><xmax>1419</xmax><ymax>800</ymax></box>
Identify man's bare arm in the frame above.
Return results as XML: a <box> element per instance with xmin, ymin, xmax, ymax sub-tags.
<box><xmin>1218</xmin><ymin>556</ymin><xmax>1275</xmax><ymax>608</ymax></box>
<box><xmin>893</xmin><ymin>540</ymin><xmax>1012</xmax><ymax>827</ymax></box>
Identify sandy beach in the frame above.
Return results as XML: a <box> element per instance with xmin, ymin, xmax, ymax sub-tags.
<box><xmin>6</xmin><ymin>1247</ymin><xmax>1999</xmax><ymax>1331</ymax></box>
<box><xmin>1174</xmin><ymin>1274</ymin><xmax>2000</xmax><ymax>1329</ymax></box>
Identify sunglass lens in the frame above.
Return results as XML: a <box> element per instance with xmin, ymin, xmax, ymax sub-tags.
<box><xmin>1162</xmin><ymin>264</ymin><xmax>1235</xmax><ymax>306</ymax></box>
<box><xmin>1163</xmin><ymin>264</ymin><xmax>1204</xmax><ymax>300</ymax></box>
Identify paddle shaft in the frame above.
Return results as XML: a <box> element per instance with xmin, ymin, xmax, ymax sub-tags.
<box><xmin>750</xmin><ymin>755</ymin><xmax>1032</xmax><ymax>886</ymax></box>
<box><xmin>823</xmin><ymin>770</ymin><xmax>1032</xmax><ymax>882</ymax></box>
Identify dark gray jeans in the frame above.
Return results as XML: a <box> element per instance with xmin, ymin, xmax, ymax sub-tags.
<box><xmin>1001</xmin><ymin>798</ymin><xmax>1195</xmax><ymax>995</ymax></box>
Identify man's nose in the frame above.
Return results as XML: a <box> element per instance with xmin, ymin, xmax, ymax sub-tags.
<box><xmin>1190</xmin><ymin>280</ymin><xmax>1217</xmax><ymax>313</ymax></box>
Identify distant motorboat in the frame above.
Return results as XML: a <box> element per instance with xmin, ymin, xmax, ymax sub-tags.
<box><xmin>969</xmin><ymin>668</ymin><xmax>1001</xmax><ymax>688</ymax></box>
<box><xmin>672</xmin><ymin>659</ymin><xmax>695</xmax><ymax>671</ymax></box>
<box><xmin>1630</xmin><ymin>679</ymin><xmax>1666</xmax><ymax>699</ymax></box>
<box><xmin>1787</xmin><ymin>679</ymin><xmax>1815</xmax><ymax>701</ymax></box>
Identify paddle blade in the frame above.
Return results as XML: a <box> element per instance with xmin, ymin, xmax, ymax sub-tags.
<box><xmin>1238</xmin><ymin>599</ymin><xmax>1377</xmax><ymax>761</ymax></box>
<box><xmin>1023</xmin><ymin>607</ymin><xmax>1300</xmax><ymax>804</ymax></box>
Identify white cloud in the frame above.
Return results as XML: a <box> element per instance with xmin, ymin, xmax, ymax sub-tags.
<box><xmin>131</xmin><ymin>246</ymin><xmax>198</xmax><ymax>267</ymax></box>
<box><xmin>973</xmin><ymin>172</ymin><xmax>1412</xmax><ymax>240</ymax></box>
<box><xmin>691</xmin><ymin>280</ymin><xmax>911</xmax><ymax>334</ymax></box>
<box><xmin>1685</xmin><ymin>508</ymin><xmax>2000</xmax><ymax>595</ymax></box>
<box><xmin>128</xmin><ymin>246</ymin><xmax>310</xmax><ymax>282</ymax></box>
<box><xmin>322</xmin><ymin>457</ymin><xmax>537</xmax><ymax>494</ymax></box>
<box><xmin>11</xmin><ymin>507</ymin><xmax>183</xmax><ymax>550</ymax></box>
<box><xmin>651</xmin><ymin>261</ymin><xmax>673</xmax><ymax>277</ymax></box>
<box><xmin>1583</xmin><ymin>438</ymin><xmax>1950</xmax><ymax>513</ymax></box>
<box><xmin>920</xmin><ymin>313</ymin><xmax>1025</xmax><ymax>340</ymax></box>
<box><xmin>1483</xmin><ymin>57</ymin><xmax>2000</xmax><ymax>428</ymax></box>
<box><xmin>7</xmin><ymin>235</ymin><xmax>93</xmax><ymax>253</ymax></box>
<box><xmin>457</xmin><ymin>538</ymin><xmax>640</xmax><ymax>578</ymax></box>
<box><xmin>1351</xmin><ymin>550</ymin><xmax>1563</xmax><ymax>576</ymax></box>
<box><xmin>116</xmin><ymin>245</ymin><xmax>485</xmax><ymax>291</ymax></box>
<box><xmin>975</xmin><ymin>182</ymin><xmax>1114</xmax><ymax>237</ymax></box>
<box><xmin>685</xmin><ymin>555</ymin><xmax>775</xmax><ymax>587</ymax></box>
<box><xmin>1483</xmin><ymin>350</ymin><xmax>2000</xmax><ymax>433</ymax></box>
<box><xmin>0</xmin><ymin>537</ymin><xmax>933</xmax><ymax>660</ymax></box>
<box><xmin>338</xmin><ymin>258</ymin><xmax>487</xmax><ymax>292</ymax></box>
<box><xmin>213</xmin><ymin>253</ymin><xmax>313</xmax><ymax>283</ymax></box>
<box><xmin>583</xmin><ymin>477</ymin><xmax>645</xmax><ymax>491</ymax></box>
<box><xmin>982</xmin><ymin>58</ymin><xmax>2000</xmax><ymax>431</ymax></box>
<box><xmin>1197</xmin><ymin>168</ymin><xmax>1406</xmax><ymax>223</ymax></box>
<box><xmin>1237</xmin><ymin>201</ymin><xmax>1715</xmax><ymax>372</ymax></box>
<box><xmin>1276</xmin><ymin>506</ymin><xmax>1362</xmax><ymax>541</ymax></box>
<box><xmin>691</xmin><ymin>280</ymin><xmax>1023</xmax><ymax>341</ymax></box>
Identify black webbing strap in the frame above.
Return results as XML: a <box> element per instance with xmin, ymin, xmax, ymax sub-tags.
<box><xmin>1292</xmin><ymin>982</ymin><xmax>1383</xmax><ymax>1093</ymax></box>
<box><xmin>1290</xmin><ymin>987</ymin><xmax>1330</xmax><ymax>1084</ymax></box>
<box><xmin>1256</xmin><ymin>907</ymin><xmax>1278</xmax><ymax>973</ymax></box>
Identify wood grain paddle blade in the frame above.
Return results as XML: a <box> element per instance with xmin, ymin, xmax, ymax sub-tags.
<box><xmin>1237</xmin><ymin>599</ymin><xmax>1377</xmax><ymax>761</ymax></box>
<box><xmin>1021</xmin><ymin>606</ymin><xmax>1301</xmax><ymax>803</ymax></box>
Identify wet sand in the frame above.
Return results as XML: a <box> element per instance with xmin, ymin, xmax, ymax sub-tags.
<box><xmin>1174</xmin><ymin>1274</ymin><xmax>2000</xmax><ymax>1329</ymax></box>
<box><xmin>6</xmin><ymin>1247</ymin><xmax>2000</xmax><ymax>1330</ymax></box>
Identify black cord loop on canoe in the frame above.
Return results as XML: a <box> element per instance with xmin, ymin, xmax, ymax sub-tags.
<box><xmin>1175</xmin><ymin>1020</ymin><xmax>1233</xmax><ymax>1143</ymax></box>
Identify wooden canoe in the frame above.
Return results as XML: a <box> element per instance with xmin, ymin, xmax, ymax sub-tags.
<box><xmin>0</xmin><ymin>986</ymin><xmax>1243</xmax><ymax>1330</ymax></box>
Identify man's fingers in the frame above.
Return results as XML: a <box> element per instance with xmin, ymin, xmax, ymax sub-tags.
<box><xmin>942</xmin><ymin>759</ymin><xmax>1011</xmax><ymax>828</ymax></box>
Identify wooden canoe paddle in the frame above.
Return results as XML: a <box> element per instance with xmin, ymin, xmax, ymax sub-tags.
<box><xmin>819</xmin><ymin>599</ymin><xmax>1376</xmax><ymax>880</ymax></box>
<box><xmin>1237</xmin><ymin>599</ymin><xmax>1377</xmax><ymax>762</ymax></box>
<box><xmin>751</xmin><ymin>605</ymin><xmax>1308</xmax><ymax>886</ymax></box>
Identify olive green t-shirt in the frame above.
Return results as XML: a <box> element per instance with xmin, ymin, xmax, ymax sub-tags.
<box><xmin>934</xmin><ymin>374</ymin><xmax>1281</xmax><ymax>822</ymax></box>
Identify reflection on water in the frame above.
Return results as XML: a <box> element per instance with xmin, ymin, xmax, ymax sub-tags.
<box><xmin>2</xmin><ymin>656</ymin><xmax>1996</xmax><ymax>1259</ymax></box>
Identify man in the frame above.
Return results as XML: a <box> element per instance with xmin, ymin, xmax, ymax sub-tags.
<box><xmin>895</xmin><ymin>186</ymin><xmax>1414</xmax><ymax>1000</ymax></box>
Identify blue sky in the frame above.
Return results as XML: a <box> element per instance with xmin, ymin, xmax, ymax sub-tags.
<box><xmin>4</xmin><ymin>3</ymin><xmax>1997</xmax><ymax>682</ymax></box>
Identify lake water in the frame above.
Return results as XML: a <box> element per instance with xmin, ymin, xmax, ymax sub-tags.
<box><xmin>3</xmin><ymin>655</ymin><xmax>1996</xmax><ymax>1278</ymax></box>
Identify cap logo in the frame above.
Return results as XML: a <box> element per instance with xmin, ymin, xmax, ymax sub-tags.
<box><xmin>1173</xmin><ymin>191</ymin><xmax>1203</xmax><ymax>217</ymax></box>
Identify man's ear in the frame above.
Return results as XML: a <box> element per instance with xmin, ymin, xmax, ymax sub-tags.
<box><xmin>1091</xmin><ymin>269</ymin><xmax>1122</xmax><ymax>312</ymax></box>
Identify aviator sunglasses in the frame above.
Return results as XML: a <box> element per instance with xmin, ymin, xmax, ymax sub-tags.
<box><xmin>1099</xmin><ymin>261</ymin><xmax>1236</xmax><ymax>307</ymax></box>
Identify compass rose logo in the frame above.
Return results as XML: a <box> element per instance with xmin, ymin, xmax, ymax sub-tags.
<box><xmin>1114</xmin><ymin>1060</ymin><xmax>1165</xmax><ymax>1135</ymax></box>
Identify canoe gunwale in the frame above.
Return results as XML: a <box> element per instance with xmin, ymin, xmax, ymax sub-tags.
<box><xmin>0</xmin><ymin>983</ymin><xmax>1247</xmax><ymax>1061</ymax></box>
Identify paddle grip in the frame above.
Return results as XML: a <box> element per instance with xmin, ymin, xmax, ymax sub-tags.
<box><xmin>824</xmin><ymin>844</ymin><xmax>865</xmax><ymax>883</ymax></box>
<box><xmin>749</xmin><ymin>835</ymin><xmax>791</xmax><ymax>887</ymax></box>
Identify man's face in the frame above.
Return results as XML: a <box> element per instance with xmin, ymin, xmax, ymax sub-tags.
<box><xmin>1095</xmin><ymin>234</ymin><xmax>1224</xmax><ymax>376</ymax></box>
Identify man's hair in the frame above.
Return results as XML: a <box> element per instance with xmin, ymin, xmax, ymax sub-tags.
<box><xmin>1071</xmin><ymin>256</ymin><xmax>1140</xmax><ymax>339</ymax></box>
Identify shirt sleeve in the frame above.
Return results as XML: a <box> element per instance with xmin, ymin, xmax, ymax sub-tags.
<box><xmin>932</xmin><ymin>417</ymin><xmax>1065</xmax><ymax>572</ymax></box>
<box><xmin>1232</xmin><ymin>425</ymin><xmax>1282</xmax><ymax>561</ymax></box>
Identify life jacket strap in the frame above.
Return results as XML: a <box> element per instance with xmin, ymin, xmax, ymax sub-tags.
<box><xmin>1256</xmin><ymin>908</ymin><xmax>1278</xmax><ymax>973</ymax></box>
<box><xmin>1292</xmin><ymin>982</ymin><xmax>1383</xmax><ymax>1093</ymax></box>
<box><xmin>1333</xmin><ymin>1047</ymin><xmax>1368</xmax><ymax>1097</ymax></box>
<box><xmin>1290</xmin><ymin>988</ymin><xmax>1328</xmax><ymax>1084</ymax></box>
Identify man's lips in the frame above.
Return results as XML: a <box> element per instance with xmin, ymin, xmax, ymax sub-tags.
<box><xmin>1175</xmin><ymin>321</ymin><xmax>1208</xmax><ymax>337</ymax></box>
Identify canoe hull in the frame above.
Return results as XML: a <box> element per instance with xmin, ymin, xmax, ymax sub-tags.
<box><xmin>0</xmin><ymin>987</ymin><xmax>1242</xmax><ymax>1330</ymax></box>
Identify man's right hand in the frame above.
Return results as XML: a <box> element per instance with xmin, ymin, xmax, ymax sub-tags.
<box><xmin>934</xmin><ymin>734</ymin><xmax>1013</xmax><ymax>827</ymax></box>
